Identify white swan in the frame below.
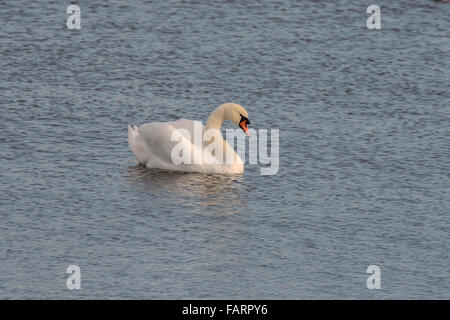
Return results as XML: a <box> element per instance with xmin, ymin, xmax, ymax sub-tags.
<box><xmin>128</xmin><ymin>102</ymin><xmax>251</xmax><ymax>174</ymax></box>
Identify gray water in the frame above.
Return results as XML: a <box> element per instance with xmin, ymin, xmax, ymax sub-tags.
<box><xmin>1</xmin><ymin>0</ymin><xmax>449</xmax><ymax>299</ymax></box>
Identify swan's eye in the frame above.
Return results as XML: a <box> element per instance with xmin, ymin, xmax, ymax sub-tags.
<box><xmin>239</xmin><ymin>115</ymin><xmax>250</xmax><ymax>126</ymax></box>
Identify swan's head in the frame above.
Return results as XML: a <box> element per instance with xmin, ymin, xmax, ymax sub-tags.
<box><xmin>223</xmin><ymin>103</ymin><xmax>251</xmax><ymax>136</ymax></box>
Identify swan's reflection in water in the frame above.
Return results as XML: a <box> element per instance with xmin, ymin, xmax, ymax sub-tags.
<box><xmin>125</xmin><ymin>165</ymin><xmax>249</xmax><ymax>216</ymax></box>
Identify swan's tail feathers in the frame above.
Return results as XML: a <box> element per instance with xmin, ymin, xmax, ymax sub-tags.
<box><xmin>128</xmin><ymin>125</ymin><xmax>148</xmax><ymax>165</ymax></box>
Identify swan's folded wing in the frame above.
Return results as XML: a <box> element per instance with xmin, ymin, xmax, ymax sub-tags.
<box><xmin>169</xmin><ymin>119</ymin><xmax>205</xmax><ymax>138</ymax></box>
<box><xmin>138</xmin><ymin>121</ymin><xmax>203</xmax><ymax>165</ymax></box>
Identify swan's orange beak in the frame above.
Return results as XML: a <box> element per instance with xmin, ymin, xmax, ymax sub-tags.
<box><xmin>240</xmin><ymin>120</ymin><xmax>250</xmax><ymax>137</ymax></box>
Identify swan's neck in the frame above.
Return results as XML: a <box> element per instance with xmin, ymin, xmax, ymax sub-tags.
<box><xmin>205</xmin><ymin>105</ymin><xmax>226</xmax><ymax>131</ymax></box>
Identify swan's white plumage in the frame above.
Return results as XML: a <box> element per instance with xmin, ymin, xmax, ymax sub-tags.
<box><xmin>128</xmin><ymin>103</ymin><xmax>247</xmax><ymax>174</ymax></box>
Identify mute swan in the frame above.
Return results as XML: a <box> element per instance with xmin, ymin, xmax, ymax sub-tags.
<box><xmin>128</xmin><ymin>102</ymin><xmax>251</xmax><ymax>174</ymax></box>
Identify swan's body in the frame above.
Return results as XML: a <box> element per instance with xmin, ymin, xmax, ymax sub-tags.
<box><xmin>128</xmin><ymin>103</ymin><xmax>250</xmax><ymax>174</ymax></box>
